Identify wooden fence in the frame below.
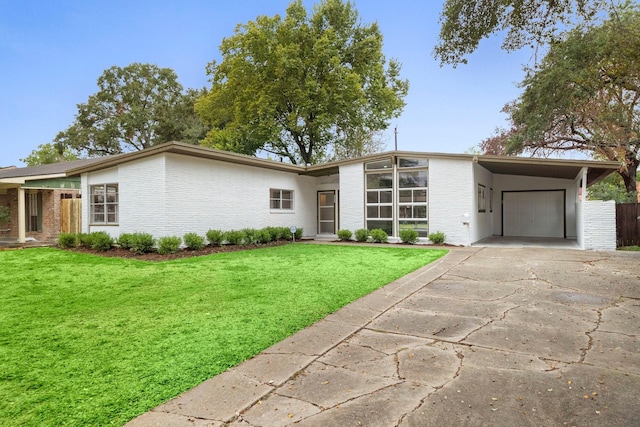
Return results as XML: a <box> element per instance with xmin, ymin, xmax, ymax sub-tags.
<box><xmin>60</xmin><ymin>199</ymin><xmax>81</xmax><ymax>234</ymax></box>
<box><xmin>616</xmin><ymin>203</ymin><xmax>640</xmax><ymax>247</ymax></box>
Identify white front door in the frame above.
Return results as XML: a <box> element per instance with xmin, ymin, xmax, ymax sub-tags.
<box><xmin>503</xmin><ymin>191</ymin><xmax>565</xmax><ymax>237</ymax></box>
<box><xmin>318</xmin><ymin>191</ymin><xmax>336</xmax><ymax>234</ymax></box>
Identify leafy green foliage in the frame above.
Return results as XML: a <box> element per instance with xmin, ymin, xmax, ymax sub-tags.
<box><xmin>435</xmin><ymin>0</ymin><xmax>610</xmax><ymax>66</ymax></box>
<box><xmin>206</xmin><ymin>229</ymin><xmax>224</xmax><ymax>246</ymax></box>
<box><xmin>354</xmin><ymin>228</ymin><xmax>369</xmax><ymax>242</ymax></box>
<box><xmin>0</xmin><ymin>245</ymin><xmax>446</xmax><ymax>426</ymax></box>
<box><xmin>117</xmin><ymin>233</ymin><xmax>135</xmax><ymax>250</ymax></box>
<box><xmin>428</xmin><ymin>231</ymin><xmax>446</xmax><ymax>245</ymax></box>
<box><xmin>223</xmin><ymin>230</ymin><xmax>246</xmax><ymax>245</ymax></box>
<box><xmin>89</xmin><ymin>232</ymin><xmax>114</xmax><ymax>252</ymax></box>
<box><xmin>157</xmin><ymin>236</ymin><xmax>182</xmax><ymax>255</ymax></box>
<box><xmin>493</xmin><ymin>6</ymin><xmax>640</xmax><ymax>197</ymax></box>
<box><xmin>195</xmin><ymin>0</ymin><xmax>408</xmax><ymax>164</ymax></box>
<box><xmin>129</xmin><ymin>232</ymin><xmax>156</xmax><ymax>254</ymax></box>
<box><xmin>369</xmin><ymin>228</ymin><xmax>388</xmax><ymax>243</ymax></box>
<box><xmin>20</xmin><ymin>143</ymin><xmax>78</xmax><ymax>166</ymax></box>
<box><xmin>0</xmin><ymin>205</ymin><xmax>10</xmax><ymax>227</ymax></box>
<box><xmin>399</xmin><ymin>228</ymin><xmax>419</xmax><ymax>244</ymax></box>
<box><xmin>77</xmin><ymin>232</ymin><xmax>94</xmax><ymax>248</ymax></box>
<box><xmin>54</xmin><ymin>63</ymin><xmax>206</xmax><ymax>156</ymax></box>
<box><xmin>588</xmin><ymin>171</ymin><xmax>639</xmax><ymax>202</ymax></box>
<box><xmin>183</xmin><ymin>233</ymin><xmax>206</xmax><ymax>250</ymax></box>
<box><xmin>337</xmin><ymin>229</ymin><xmax>353</xmax><ymax>241</ymax></box>
<box><xmin>241</xmin><ymin>228</ymin><xmax>260</xmax><ymax>245</ymax></box>
<box><xmin>57</xmin><ymin>233</ymin><xmax>78</xmax><ymax>248</ymax></box>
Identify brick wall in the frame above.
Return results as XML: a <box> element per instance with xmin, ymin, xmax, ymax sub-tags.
<box><xmin>580</xmin><ymin>200</ymin><xmax>616</xmax><ymax>251</ymax></box>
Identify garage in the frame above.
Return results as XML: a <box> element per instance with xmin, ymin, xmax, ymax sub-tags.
<box><xmin>502</xmin><ymin>190</ymin><xmax>565</xmax><ymax>238</ymax></box>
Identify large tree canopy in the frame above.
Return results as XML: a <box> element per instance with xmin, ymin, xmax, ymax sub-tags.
<box><xmin>54</xmin><ymin>63</ymin><xmax>206</xmax><ymax>156</ymax></box>
<box><xmin>20</xmin><ymin>143</ymin><xmax>78</xmax><ymax>166</ymax></box>
<box><xmin>484</xmin><ymin>6</ymin><xmax>640</xmax><ymax>196</ymax></box>
<box><xmin>195</xmin><ymin>0</ymin><xmax>408</xmax><ymax>165</ymax></box>
<box><xmin>434</xmin><ymin>0</ymin><xmax>612</xmax><ymax>66</ymax></box>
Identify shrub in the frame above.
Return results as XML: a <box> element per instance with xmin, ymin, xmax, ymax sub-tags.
<box><xmin>264</xmin><ymin>226</ymin><xmax>283</xmax><ymax>241</ymax></box>
<box><xmin>90</xmin><ymin>231</ymin><xmax>114</xmax><ymax>251</ymax></box>
<box><xmin>58</xmin><ymin>233</ymin><xmax>78</xmax><ymax>248</ymax></box>
<box><xmin>78</xmin><ymin>233</ymin><xmax>94</xmax><ymax>248</ymax></box>
<box><xmin>0</xmin><ymin>205</ymin><xmax>9</xmax><ymax>227</ymax></box>
<box><xmin>337</xmin><ymin>229</ymin><xmax>353</xmax><ymax>241</ymax></box>
<box><xmin>256</xmin><ymin>228</ymin><xmax>272</xmax><ymax>244</ymax></box>
<box><xmin>224</xmin><ymin>230</ymin><xmax>245</xmax><ymax>245</ymax></box>
<box><xmin>369</xmin><ymin>228</ymin><xmax>388</xmax><ymax>243</ymax></box>
<box><xmin>206</xmin><ymin>229</ymin><xmax>224</xmax><ymax>246</ymax></box>
<box><xmin>242</xmin><ymin>228</ymin><xmax>259</xmax><ymax>244</ymax></box>
<box><xmin>129</xmin><ymin>232</ymin><xmax>156</xmax><ymax>254</ymax></box>
<box><xmin>294</xmin><ymin>227</ymin><xmax>303</xmax><ymax>240</ymax></box>
<box><xmin>117</xmin><ymin>233</ymin><xmax>135</xmax><ymax>250</ymax></box>
<box><xmin>280</xmin><ymin>226</ymin><xmax>293</xmax><ymax>240</ymax></box>
<box><xmin>428</xmin><ymin>231</ymin><xmax>446</xmax><ymax>245</ymax></box>
<box><xmin>399</xmin><ymin>228</ymin><xmax>419</xmax><ymax>244</ymax></box>
<box><xmin>158</xmin><ymin>236</ymin><xmax>181</xmax><ymax>255</ymax></box>
<box><xmin>354</xmin><ymin>228</ymin><xmax>369</xmax><ymax>242</ymax></box>
<box><xmin>183</xmin><ymin>232</ymin><xmax>205</xmax><ymax>250</ymax></box>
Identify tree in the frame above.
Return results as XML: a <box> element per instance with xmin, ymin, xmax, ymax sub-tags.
<box><xmin>490</xmin><ymin>6</ymin><xmax>640</xmax><ymax>197</ymax></box>
<box><xmin>435</xmin><ymin>0</ymin><xmax>612</xmax><ymax>66</ymax></box>
<box><xmin>588</xmin><ymin>170</ymin><xmax>639</xmax><ymax>202</ymax></box>
<box><xmin>55</xmin><ymin>63</ymin><xmax>205</xmax><ymax>156</ymax></box>
<box><xmin>195</xmin><ymin>0</ymin><xmax>408</xmax><ymax>165</ymax></box>
<box><xmin>324</xmin><ymin>129</ymin><xmax>387</xmax><ymax>162</ymax></box>
<box><xmin>20</xmin><ymin>143</ymin><xmax>78</xmax><ymax>166</ymax></box>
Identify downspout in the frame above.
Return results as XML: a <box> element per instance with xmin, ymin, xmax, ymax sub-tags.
<box><xmin>18</xmin><ymin>186</ymin><xmax>25</xmax><ymax>243</ymax></box>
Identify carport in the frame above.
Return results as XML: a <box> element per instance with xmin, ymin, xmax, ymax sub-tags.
<box><xmin>472</xmin><ymin>155</ymin><xmax>620</xmax><ymax>250</ymax></box>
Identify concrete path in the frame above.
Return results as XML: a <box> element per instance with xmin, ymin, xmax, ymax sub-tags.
<box><xmin>126</xmin><ymin>247</ymin><xmax>640</xmax><ymax>426</ymax></box>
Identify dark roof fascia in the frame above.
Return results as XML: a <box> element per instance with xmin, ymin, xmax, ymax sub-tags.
<box><xmin>66</xmin><ymin>142</ymin><xmax>306</xmax><ymax>176</ymax></box>
<box><xmin>0</xmin><ymin>157</ymin><xmax>108</xmax><ymax>180</ymax></box>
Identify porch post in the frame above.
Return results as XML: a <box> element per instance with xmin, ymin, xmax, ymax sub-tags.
<box><xmin>17</xmin><ymin>186</ymin><xmax>25</xmax><ymax>243</ymax></box>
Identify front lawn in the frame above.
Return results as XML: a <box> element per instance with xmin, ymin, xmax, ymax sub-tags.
<box><xmin>0</xmin><ymin>244</ymin><xmax>446</xmax><ymax>426</ymax></box>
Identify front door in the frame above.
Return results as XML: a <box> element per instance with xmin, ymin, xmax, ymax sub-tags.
<box><xmin>318</xmin><ymin>191</ymin><xmax>336</xmax><ymax>234</ymax></box>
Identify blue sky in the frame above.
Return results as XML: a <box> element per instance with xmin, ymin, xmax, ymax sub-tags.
<box><xmin>1</xmin><ymin>0</ymin><xmax>535</xmax><ymax>167</ymax></box>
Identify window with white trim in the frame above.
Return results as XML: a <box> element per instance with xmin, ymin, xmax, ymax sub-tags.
<box><xmin>398</xmin><ymin>160</ymin><xmax>428</xmax><ymax>237</ymax></box>
<box><xmin>270</xmin><ymin>189</ymin><xmax>293</xmax><ymax>210</ymax></box>
<box><xmin>365</xmin><ymin>159</ymin><xmax>393</xmax><ymax>235</ymax></box>
<box><xmin>91</xmin><ymin>184</ymin><xmax>118</xmax><ymax>224</ymax></box>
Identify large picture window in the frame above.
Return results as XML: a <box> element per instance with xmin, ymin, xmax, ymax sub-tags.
<box><xmin>270</xmin><ymin>189</ymin><xmax>293</xmax><ymax>210</ymax></box>
<box><xmin>91</xmin><ymin>184</ymin><xmax>118</xmax><ymax>224</ymax></box>
<box><xmin>398</xmin><ymin>160</ymin><xmax>428</xmax><ymax>237</ymax></box>
<box><xmin>365</xmin><ymin>161</ymin><xmax>393</xmax><ymax>234</ymax></box>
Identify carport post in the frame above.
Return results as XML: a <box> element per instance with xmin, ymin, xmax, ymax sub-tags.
<box><xmin>17</xmin><ymin>186</ymin><xmax>25</xmax><ymax>243</ymax></box>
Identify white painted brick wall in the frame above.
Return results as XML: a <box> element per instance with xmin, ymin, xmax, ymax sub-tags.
<box><xmin>339</xmin><ymin>163</ymin><xmax>365</xmax><ymax>233</ymax></box>
<box><xmin>429</xmin><ymin>159</ymin><xmax>473</xmax><ymax>246</ymax></box>
<box><xmin>580</xmin><ymin>200</ymin><xmax>616</xmax><ymax>251</ymax></box>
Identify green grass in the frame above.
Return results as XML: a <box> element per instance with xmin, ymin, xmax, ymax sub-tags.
<box><xmin>0</xmin><ymin>244</ymin><xmax>446</xmax><ymax>426</ymax></box>
<box><xmin>618</xmin><ymin>245</ymin><xmax>640</xmax><ymax>251</ymax></box>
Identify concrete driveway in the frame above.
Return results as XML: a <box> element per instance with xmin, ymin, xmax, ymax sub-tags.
<box><xmin>127</xmin><ymin>247</ymin><xmax>640</xmax><ymax>427</ymax></box>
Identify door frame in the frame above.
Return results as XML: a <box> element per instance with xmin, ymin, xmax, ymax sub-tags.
<box><xmin>317</xmin><ymin>190</ymin><xmax>338</xmax><ymax>234</ymax></box>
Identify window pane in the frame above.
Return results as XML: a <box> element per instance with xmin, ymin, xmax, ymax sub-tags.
<box><xmin>379</xmin><ymin>190</ymin><xmax>393</xmax><ymax>203</ymax></box>
<box><xmin>399</xmin><ymin>158</ymin><xmax>428</xmax><ymax>168</ymax></box>
<box><xmin>271</xmin><ymin>200</ymin><xmax>280</xmax><ymax>209</ymax></box>
<box><xmin>107</xmin><ymin>213</ymin><xmax>117</xmax><ymax>223</ymax></box>
<box><xmin>320</xmin><ymin>207</ymin><xmax>333</xmax><ymax>220</ymax></box>
<box><xmin>413</xmin><ymin>189</ymin><xmax>427</xmax><ymax>202</ymax></box>
<box><xmin>367</xmin><ymin>206</ymin><xmax>378</xmax><ymax>218</ymax></box>
<box><xmin>399</xmin><ymin>190</ymin><xmax>412</xmax><ymax>203</ymax></box>
<box><xmin>366</xmin><ymin>192</ymin><xmax>378</xmax><ymax>203</ymax></box>
<box><xmin>365</xmin><ymin>159</ymin><xmax>392</xmax><ymax>170</ymax></box>
<box><xmin>93</xmin><ymin>213</ymin><xmax>104</xmax><ymax>223</ymax></box>
<box><xmin>413</xmin><ymin>205</ymin><xmax>427</xmax><ymax>218</ymax></box>
<box><xmin>282</xmin><ymin>200</ymin><xmax>292</xmax><ymax>209</ymax></box>
<box><xmin>399</xmin><ymin>220</ymin><xmax>428</xmax><ymax>237</ymax></box>
<box><xmin>367</xmin><ymin>220</ymin><xmax>392</xmax><ymax>235</ymax></box>
<box><xmin>399</xmin><ymin>205</ymin><xmax>412</xmax><ymax>218</ymax></box>
<box><xmin>282</xmin><ymin>190</ymin><xmax>292</xmax><ymax>200</ymax></box>
<box><xmin>366</xmin><ymin>173</ymin><xmax>392</xmax><ymax>189</ymax></box>
<box><xmin>270</xmin><ymin>189</ymin><xmax>280</xmax><ymax>199</ymax></box>
<box><xmin>379</xmin><ymin>205</ymin><xmax>393</xmax><ymax>218</ymax></box>
<box><xmin>399</xmin><ymin>171</ymin><xmax>428</xmax><ymax>188</ymax></box>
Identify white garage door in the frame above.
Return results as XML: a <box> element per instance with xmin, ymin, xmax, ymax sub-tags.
<box><xmin>503</xmin><ymin>191</ymin><xmax>565</xmax><ymax>238</ymax></box>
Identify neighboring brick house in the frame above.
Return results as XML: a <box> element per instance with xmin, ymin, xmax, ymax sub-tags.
<box><xmin>0</xmin><ymin>158</ymin><xmax>105</xmax><ymax>243</ymax></box>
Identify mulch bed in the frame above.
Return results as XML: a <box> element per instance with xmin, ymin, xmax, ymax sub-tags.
<box><xmin>67</xmin><ymin>240</ymin><xmax>291</xmax><ymax>261</ymax></box>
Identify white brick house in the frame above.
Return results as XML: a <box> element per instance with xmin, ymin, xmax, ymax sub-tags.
<box><xmin>64</xmin><ymin>141</ymin><xmax>620</xmax><ymax>250</ymax></box>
